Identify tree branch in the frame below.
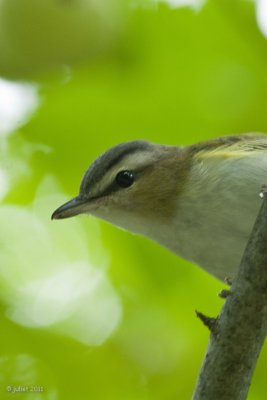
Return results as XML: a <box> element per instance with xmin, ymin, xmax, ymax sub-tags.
<box><xmin>193</xmin><ymin>195</ymin><xmax>267</xmax><ymax>400</ymax></box>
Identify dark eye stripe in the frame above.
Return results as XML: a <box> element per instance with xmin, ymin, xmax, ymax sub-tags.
<box><xmin>83</xmin><ymin>164</ymin><xmax>153</xmax><ymax>201</ymax></box>
<box><xmin>87</xmin><ymin>178</ymin><xmax>129</xmax><ymax>200</ymax></box>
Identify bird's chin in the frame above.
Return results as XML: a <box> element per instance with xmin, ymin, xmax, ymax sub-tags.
<box><xmin>90</xmin><ymin>206</ymin><xmax>147</xmax><ymax>237</ymax></box>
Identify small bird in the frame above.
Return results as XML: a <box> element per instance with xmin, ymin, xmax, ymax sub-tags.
<box><xmin>52</xmin><ymin>134</ymin><xmax>267</xmax><ymax>281</ymax></box>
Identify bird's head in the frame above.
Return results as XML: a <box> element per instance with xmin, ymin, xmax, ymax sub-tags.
<box><xmin>52</xmin><ymin>140</ymin><xmax>187</xmax><ymax>235</ymax></box>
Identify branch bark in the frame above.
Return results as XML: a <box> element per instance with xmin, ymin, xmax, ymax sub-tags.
<box><xmin>193</xmin><ymin>195</ymin><xmax>267</xmax><ymax>400</ymax></box>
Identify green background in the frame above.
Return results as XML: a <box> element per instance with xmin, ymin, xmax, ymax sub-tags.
<box><xmin>1</xmin><ymin>0</ymin><xmax>267</xmax><ymax>399</ymax></box>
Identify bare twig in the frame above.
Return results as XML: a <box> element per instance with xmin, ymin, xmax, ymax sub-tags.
<box><xmin>193</xmin><ymin>195</ymin><xmax>267</xmax><ymax>400</ymax></box>
<box><xmin>195</xmin><ymin>310</ymin><xmax>217</xmax><ymax>332</ymax></box>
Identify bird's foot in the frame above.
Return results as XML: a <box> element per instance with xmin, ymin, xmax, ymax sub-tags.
<box><xmin>218</xmin><ymin>289</ymin><xmax>231</xmax><ymax>299</ymax></box>
<box><xmin>224</xmin><ymin>277</ymin><xmax>233</xmax><ymax>286</ymax></box>
<box><xmin>219</xmin><ymin>277</ymin><xmax>232</xmax><ymax>298</ymax></box>
<box><xmin>259</xmin><ymin>183</ymin><xmax>267</xmax><ymax>198</ymax></box>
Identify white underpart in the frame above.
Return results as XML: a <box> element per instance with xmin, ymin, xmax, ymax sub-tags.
<box><xmin>163</xmin><ymin>152</ymin><xmax>267</xmax><ymax>279</ymax></box>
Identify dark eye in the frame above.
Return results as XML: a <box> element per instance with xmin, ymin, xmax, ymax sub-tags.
<box><xmin>115</xmin><ymin>170</ymin><xmax>135</xmax><ymax>188</ymax></box>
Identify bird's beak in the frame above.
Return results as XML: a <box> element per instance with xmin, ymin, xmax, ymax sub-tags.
<box><xmin>51</xmin><ymin>196</ymin><xmax>88</xmax><ymax>220</ymax></box>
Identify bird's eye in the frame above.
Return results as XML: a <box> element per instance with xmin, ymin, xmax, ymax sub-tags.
<box><xmin>115</xmin><ymin>170</ymin><xmax>135</xmax><ymax>188</ymax></box>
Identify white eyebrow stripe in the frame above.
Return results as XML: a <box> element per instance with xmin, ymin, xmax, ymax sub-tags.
<box><xmin>88</xmin><ymin>151</ymin><xmax>155</xmax><ymax>197</ymax></box>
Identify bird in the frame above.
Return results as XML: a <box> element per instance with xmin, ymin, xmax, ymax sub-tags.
<box><xmin>52</xmin><ymin>134</ymin><xmax>267</xmax><ymax>281</ymax></box>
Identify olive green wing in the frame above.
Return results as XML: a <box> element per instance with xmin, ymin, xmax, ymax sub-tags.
<box><xmin>189</xmin><ymin>133</ymin><xmax>267</xmax><ymax>160</ymax></box>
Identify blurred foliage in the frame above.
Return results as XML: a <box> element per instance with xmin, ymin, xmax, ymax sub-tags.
<box><xmin>1</xmin><ymin>0</ymin><xmax>267</xmax><ymax>399</ymax></box>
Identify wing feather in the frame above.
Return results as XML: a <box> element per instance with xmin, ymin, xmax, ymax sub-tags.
<box><xmin>189</xmin><ymin>133</ymin><xmax>267</xmax><ymax>160</ymax></box>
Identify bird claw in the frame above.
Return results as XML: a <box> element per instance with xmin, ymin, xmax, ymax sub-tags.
<box><xmin>218</xmin><ymin>289</ymin><xmax>231</xmax><ymax>299</ymax></box>
<box><xmin>259</xmin><ymin>184</ymin><xmax>267</xmax><ymax>198</ymax></box>
<box><xmin>224</xmin><ymin>277</ymin><xmax>233</xmax><ymax>286</ymax></box>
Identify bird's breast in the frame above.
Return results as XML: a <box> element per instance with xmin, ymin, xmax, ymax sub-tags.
<box><xmin>152</xmin><ymin>152</ymin><xmax>267</xmax><ymax>280</ymax></box>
